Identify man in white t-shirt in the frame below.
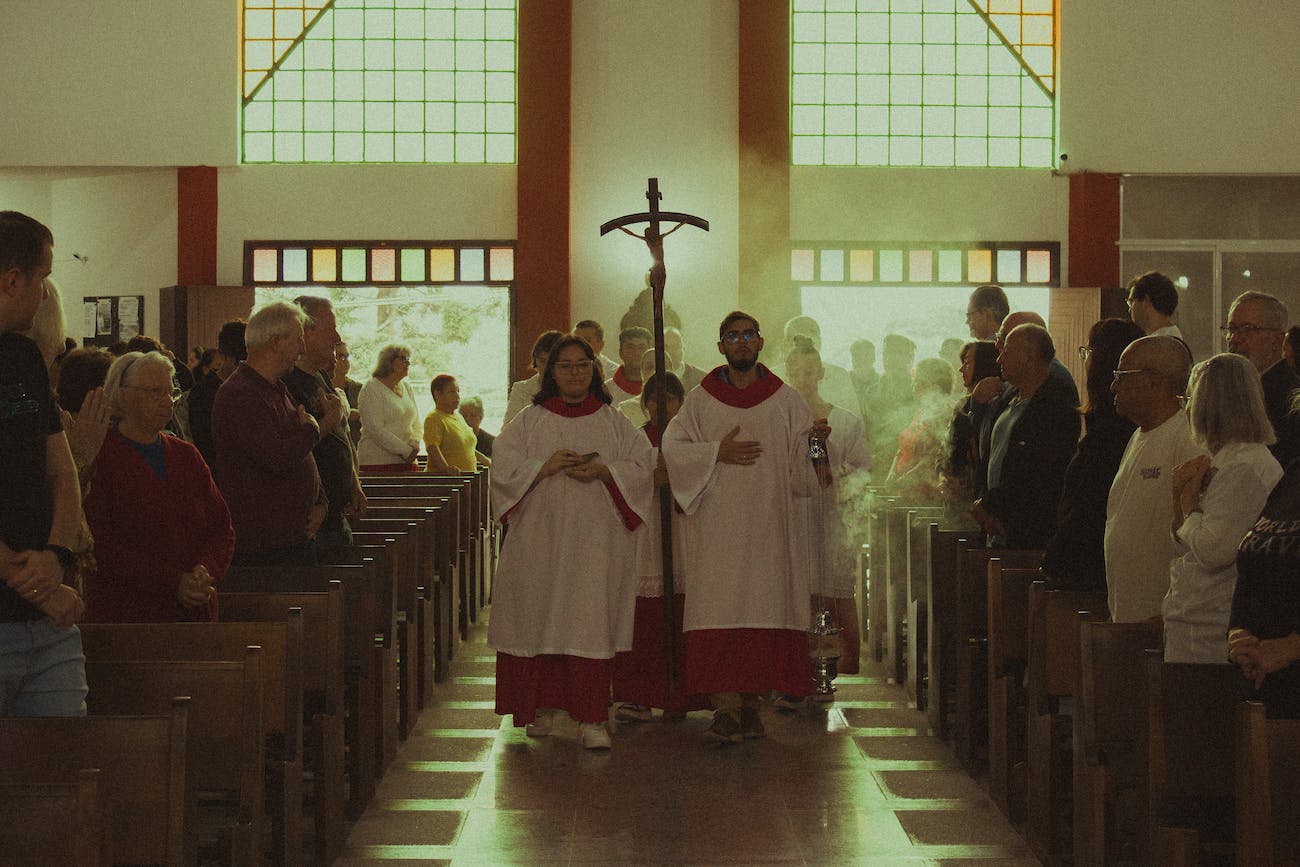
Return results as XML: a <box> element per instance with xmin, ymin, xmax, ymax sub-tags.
<box><xmin>1104</xmin><ymin>335</ymin><xmax>1205</xmax><ymax>622</ymax></box>
<box><xmin>1126</xmin><ymin>271</ymin><xmax>1184</xmax><ymax>343</ymax></box>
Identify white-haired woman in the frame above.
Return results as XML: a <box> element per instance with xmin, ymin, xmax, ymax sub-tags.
<box><xmin>83</xmin><ymin>351</ymin><xmax>234</xmax><ymax>622</ymax></box>
<box><xmin>357</xmin><ymin>344</ymin><xmax>422</xmax><ymax>471</ymax></box>
<box><xmin>1164</xmin><ymin>352</ymin><xmax>1283</xmax><ymax>663</ymax></box>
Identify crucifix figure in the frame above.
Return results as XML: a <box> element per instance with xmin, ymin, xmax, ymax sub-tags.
<box><xmin>601</xmin><ymin>178</ymin><xmax>709</xmax><ymax>689</ymax></box>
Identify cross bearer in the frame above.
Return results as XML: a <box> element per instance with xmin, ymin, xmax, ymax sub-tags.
<box><xmin>661</xmin><ymin>310</ymin><xmax>830</xmax><ymax>744</ymax></box>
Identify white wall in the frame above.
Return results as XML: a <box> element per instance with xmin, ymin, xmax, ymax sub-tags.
<box><xmin>570</xmin><ymin>0</ymin><xmax>740</xmax><ymax>368</ymax></box>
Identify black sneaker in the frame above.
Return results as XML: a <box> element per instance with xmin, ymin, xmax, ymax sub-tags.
<box><xmin>704</xmin><ymin>710</ymin><xmax>743</xmax><ymax>745</ymax></box>
<box><xmin>739</xmin><ymin>706</ymin><xmax>766</xmax><ymax>739</ymax></box>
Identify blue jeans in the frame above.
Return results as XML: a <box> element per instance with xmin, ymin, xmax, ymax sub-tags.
<box><xmin>0</xmin><ymin>620</ymin><xmax>88</xmax><ymax>716</ymax></box>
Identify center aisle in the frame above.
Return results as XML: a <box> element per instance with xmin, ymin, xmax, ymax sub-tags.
<box><xmin>337</xmin><ymin>609</ymin><xmax>1039</xmax><ymax>866</ymax></box>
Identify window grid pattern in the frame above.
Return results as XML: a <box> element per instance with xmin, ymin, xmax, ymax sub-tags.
<box><xmin>791</xmin><ymin>0</ymin><xmax>1056</xmax><ymax>168</ymax></box>
<box><xmin>241</xmin><ymin>0</ymin><xmax>517</xmax><ymax>164</ymax></box>
<box><xmin>246</xmin><ymin>240</ymin><xmax>516</xmax><ymax>285</ymax></box>
<box><xmin>791</xmin><ymin>241</ymin><xmax>1060</xmax><ymax>285</ymax></box>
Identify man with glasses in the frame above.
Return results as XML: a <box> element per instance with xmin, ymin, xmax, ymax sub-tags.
<box><xmin>966</xmin><ymin>284</ymin><xmax>1010</xmax><ymax>341</ymax></box>
<box><xmin>1126</xmin><ymin>271</ymin><xmax>1184</xmax><ymax>341</ymax></box>
<box><xmin>1104</xmin><ymin>336</ymin><xmax>1204</xmax><ymax>623</ymax></box>
<box><xmin>1225</xmin><ymin>291</ymin><xmax>1300</xmax><ymax>467</ymax></box>
<box><xmin>661</xmin><ymin>311</ymin><xmax>831</xmax><ymax>745</ymax></box>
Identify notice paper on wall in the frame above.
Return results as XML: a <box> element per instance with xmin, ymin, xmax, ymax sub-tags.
<box><xmin>119</xmin><ymin>296</ymin><xmax>139</xmax><ymax>341</ymax></box>
<box><xmin>83</xmin><ymin>303</ymin><xmax>96</xmax><ymax>339</ymax></box>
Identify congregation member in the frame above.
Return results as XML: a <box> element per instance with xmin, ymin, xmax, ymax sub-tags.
<box><xmin>1125</xmin><ymin>271</ymin><xmax>1184</xmax><ymax>341</ymax></box>
<box><xmin>356</xmin><ymin>344</ymin><xmax>421</xmax><ymax>471</ymax></box>
<box><xmin>459</xmin><ymin>395</ymin><xmax>495</xmax><ymax>458</ymax></box>
<box><xmin>573</xmin><ymin>318</ymin><xmax>619</xmax><ymax>378</ymax></box>
<box><xmin>331</xmin><ymin>341</ymin><xmax>364</xmax><ymax>446</ymax></box>
<box><xmin>885</xmin><ymin>357</ymin><xmax>955</xmax><ymax>502</ymax></box>
<box><xmin>970</xmin><ymin>324</ymin><xmax>1080</xmax><ymax>549</ymax></box>
<box><xmin>863</xmin><ymin>333</ymin><xmax>917</xmax><ymax>474</ymax></box>
<box><xmin>1105</xmin><ymin>335</ymin><xmax>1204</xmax><ymax>622</ymax></box>
<box><xmin>20</xmin><ymin>278</ymin><xmax>67</xmax><ymax>373</ymax></box>
<box><xmin>503</xmin><ymin>329</ymin><xmax>562</xmax><ymax>426</ymax></box>
<box><xmin>1040</xmin><ymin>318</ymin><xmax>1144</xmax><ymax>592</ymax></box>
<box><xmin>187</xmin><ymin>319</ymin><xmax>246</xmax><ymax>472</ymax></box>
<box><xmin>83</xmin><ymin>351</ymin><xmax>234</xmax><ymax>622</ymax></box>
<box><xmin>488</xmin><ymin>335</ymin><xmax>655</xmax><ymax>750</ymax></box>
<box><xmin>1164</xmin><ymin>353</ymin><xmax>1282</xmax><ymax>663</ymax></box>
<box><xmin>611</xmin><ymin>371</ymin><xmax>708</xmax><ymax>721</ymax></box>
<box><xmin>942</xmin><ymin>340</ymin><xmax>999</xmax><ymax>514</ymax></box>
<box><xmin>0</xmin><ymin>211</ymin><xmax>86</xmax><ymax>716</ymax></box>
<box><xmin>616</xmin><ymin>347</ymin><xmax>662</xmax><ymax>428</ymax></box>
<box><xmin>54</xmin><ymin>347</ymin><xmax>112</xmax><ymax>491</ymax></box>
<box><xmin>605</xmin><ymin>325</ymin><xmax>652</xmax><ymax>407</ymax></box>
<box><xmin>664</xmin><ymin>326</ymin><xmax>706</xmax><ymax>392</ymax></box>
<box><xmin>1225</xmin><ymin>290</ymin><xmax>1300</xmax><ymax>468</ymax></box>
<box><xmin>939</xmin><ymin>337</ymin><xmax>964</xmax><ymax>374</ymax></box>
<box><xmin>661</xmin><ymin>311</ymin><xmax>830</xmax><ymax>744</ymax></box>
<box><xmin>424</xmin><ymin>374</ymin><xmax>490</xmax><ymax>473</ymax></box>
<box><xmin>283</xmin><ymin>296</ymin><xmax>363</xmax><ymax>548</ymax></box>
<box><xmin>782</xmin><ymin>335</ymin><xmax>871</xmax><ymax>680</ymax></box>
<box><xmin>212</xmin><ymin>301</ymin><xmax>327</xmax><ymax>567</ymax></box>
<box><xmin>965</xmin><ymin>283</ymin><xmax>1009</xmax><ymax>341</ymax></box>
<box><xmin>779</xmin><ymin>315</ymin><xmax>858</xmax><ymax>410</ymax></box>
<box><xmin>1229</xmin><ymin>457</ymin><xmax>1300</xmax><ymax>718</ymax></box>
<box><xmin>848</xmin><ymin>338</ymin><xmax>878</xmax><ymax>420</ymax></box>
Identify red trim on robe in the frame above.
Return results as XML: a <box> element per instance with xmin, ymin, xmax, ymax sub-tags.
<box><xmin>603</xmin><ymin>476</ymin><xmax>643</xmax><ymax>531</ymax></box>
<box><xmin>495</xmin><ymin>652</ymin><xmax>610</xmax><ymax>724</ymax></box>
<box><xmin>611</xmin><ymin>594</ymin><xmax>710</xmax><ymax>713</ymax></box>
<box><xmin>700</xmin><ymin>364</ymin><xmax>784</xmax><ymax>408</ymax></box>
<box><xmin>643</xmin><ymin>422</ymin><xmax>662</xmax><ymax>447</ymax></box>
<box><xmin>684</xmin><ymin>628</ymin><xmax>813</xmax><ymax>697</ymax></box>
<box><xmin>540</xmin><ymin>393</ymin><xmax>604</xmax><ymax>417</ymax></box>
<box><xmin>612</xmin><ymin>365</ymin><xmax>643</xmax><ymax>396</ymax></box>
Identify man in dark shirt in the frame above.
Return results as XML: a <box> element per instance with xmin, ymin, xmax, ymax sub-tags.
<box><xmin>284</xmin><ymin>296</ymin><xmax>365</xmax><ymax>549</ymax></box>
<box><xmin>186</xmin><ymin>318</ymin><xmax>246</xmax><ymax>471</ymax></box>
<box><xmin>1227</xmin><ymin>291</ymin><xmax>1300</xmax><ymax>468</ymax></box>
<box><xmin>212</xmin><ymin>301</ymin><xmax>335</xmax><ymax>566</ymax></box>
<box><xmin>459</xmin><ymin>395</ymin><xmax>495</xmax><ymax>458</ymax></box>
<box><xmin>0</xmin><ymin>210</ymin><xmax>86</xmax><ymax>716</ymax></box>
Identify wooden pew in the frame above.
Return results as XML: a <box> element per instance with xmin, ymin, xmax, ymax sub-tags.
<box><xmin>925</xmin><ymin>525</ymin><xmax>968</xmax><ymax>737</ymax></box>
<box><xmin>0</xmin><ymin>700</ymin><xmax>189</xmax><ymax>867</ymax></box>
<box><xmin>362</xmin><ymin>500</ymin><xmax>460</xmax><ymax>651</ymax></box>
<box><xmin>985</xmin><ymin>559</ymin><xmax>1039</xmax><ymax>819</ymax></box>
<box><xmin>0</xmin><ymin>768</ymin><xmax>110</xmax><ymax>866</ymax></box>
<box><xmin>863</xmin><ymin>492</ymin><xmax>893</xmax><ymax>663</ymax></box>
<box><xmin>882</xmin><ymin>504</ymin><xmax>942</xmax><ymax>686</ymax></box>
<box><xmin>1235</xmin><ymin>700</ymin><xmax>1300</xmax><ymax>866</ymax></box>
<box><xmin>85</xmin><ymin>655</ymin><xmax>263</xmax><ymax>866</ymax></box>
<box><xmin>1144</xmin><ymin>656</ymin><xmax>1251</xmax><ymax>865</ymax></box>
<box><xmin>222</xmin><ymin>585</ymin><xmax>347</xmax><ymax>866</ymax></box>
<box><xmin>223</xmin><ymin>562</ymin><xmax>388</xmax><ymax>815</ymax></box>
<box><xmin>1072</xmin><ymin>618</ymin><xmax>1162</xmax><ymax>867</ymax></box>
<box><xmin>81</xmin><ymin>618</ymin><xmax>305</xmax><ymax>867</ymax></box>
<box><xmin>902</xmin><ymin>511</ymin><xmax>949</xmax><ymax>710</ymax></box>
<box><xmin>1024</xmin><ymin>583</ymin><xmax>1108</xmax><ymax>865</ymax></box>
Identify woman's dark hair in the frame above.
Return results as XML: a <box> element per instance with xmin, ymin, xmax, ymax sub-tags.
<box><xmin>530</xmin><ymin>329</ymin><xmax>564</xmax><ymax>370</ymax></box>
<box><xmin>1084</xmin><ymin>317</ymin><xmax>1145</xmax><ymax>413</ymax></box>
<box><xmin>961</xmin><ymin>340</ymin><xmax>1000</xmax><ymax>385</ymax></box>
<box><xmin>640</xmin><ymin>371</ymin><xmax>685</xmax><ymax>407</ymax></box>
<box><xmin>533</xmin><ymin>334</ymin><xmax>612</xmax><ymax>405</ymax></box>
<box><xmin>56</xmin><ymin>347</ymin><xmax>114</xmax><ymax>412</ymax></box>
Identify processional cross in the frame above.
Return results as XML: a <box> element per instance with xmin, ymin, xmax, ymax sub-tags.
<box><xmin>601</xmin><ymin>178</ymin><xmax>709</xmax><ymax>689</ymax></box>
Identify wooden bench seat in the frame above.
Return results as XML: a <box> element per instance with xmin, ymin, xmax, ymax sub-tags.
<box><xmin>1235</xmin><ymin>699</ymin><xmax>1300</xmax><ymax>866</ymax></box>
<box><xmin>0</xmin><ymin>768</ymin><xmax>110</xmax><ymax>866</ymax></box>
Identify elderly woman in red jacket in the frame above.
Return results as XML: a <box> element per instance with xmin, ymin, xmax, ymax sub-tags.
<box><xmin>83</xmin><ymin>350</ymin><xmax>234</xmax><ymax>622</ymax></box>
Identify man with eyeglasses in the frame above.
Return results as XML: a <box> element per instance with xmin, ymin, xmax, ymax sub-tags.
<box><xmin>1104</xmin><ymin>336</ymin><xmax>1205</xmax><ymax>623</ymax></box>
<box><xmin>1126</xmin><ymin>271</ymin><xmax>1184</xmax><ymax>342</ymax></box>
<box><xmin>1225</xmin><ymin>291</ymin><xmax>1300</xmax><ymax>467</ymax></box>
<box><xmin>661</xmin><ymin>310</ymin><xmax>831</xmax><ymax>745</ymax></box>
<box><xmin>605</xmin><ymin>326</ymin><xmax>652</xmax><ymax>408</ymax></box>
<box><xmin>966</xmin><ymin>284</ymin><xmax>1010</xmax><ymax>341</ymax></box>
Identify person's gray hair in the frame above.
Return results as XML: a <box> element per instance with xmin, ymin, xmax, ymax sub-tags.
<box><xmin>460</xmin><ymin>395</ymin><xmax>484</xmax><ymax>413</ymax></box>
<box><xmin>293</xmin><ymin>295</ymin><xmax>333</xmax><ymax>328</ymax></box>
<box><xmin>1187</xmin><ymin>352</ymin><xmax>1275</xmax><ymax>453</ymax></box>
<box><xmin>245</xmin><ymin>300</ymin><xmax>307</xmax><ymax>351</ymax></box>
<box><xmin>1230</xmin><ymin>291</ymin><xmax>1289</xmax><ymax>330</ymax></box>
<box><xmin>20</xmin><ymin>278</ymin><xmax>65</xmax><ymax>369</ymax></box>
<box><xmin>373</xmin><ymin>344</ymin><xmax>411</xmax><ymax>379</ymax></box>
<box><xmin>103</xmin><ymin>350</ymin><xmax>175</xmax><ymax>420</ymax></box>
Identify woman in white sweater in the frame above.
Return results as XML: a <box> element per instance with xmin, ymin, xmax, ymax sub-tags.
<box><xmin>1164</xmin><ymin>352</ymin><xmax>1283</xmax><ymax>663</ymax></box>
<box><xmin>357</xmin><ymin>344</ymin><xmax>421</xmax><ymax>471</ymax></box>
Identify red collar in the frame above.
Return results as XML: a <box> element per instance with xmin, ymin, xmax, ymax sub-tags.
<box><xmin>701</xmin><ymin>364</ymin><xmax>784</xmax><ymax>408</ymax></box>
<box><xmin>643</xmin><ymin>422</ymin><xmax>662</xmax><ymax>446</ymax></box>
<box><xmin>612</xmin><ymin>365</ymin><xmax>643</xmax><ymax>396</ymax></box>
<box><xmin>541</xmin><ymin>393</ymin><xmax>604</xmax><ymax>417</ymax></box>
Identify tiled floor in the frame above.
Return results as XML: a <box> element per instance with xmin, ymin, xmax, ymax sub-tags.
<box><xmin>336</xmin><ymin>613</ymin><xmax>1039</xmax><ymax>866</ymax></box>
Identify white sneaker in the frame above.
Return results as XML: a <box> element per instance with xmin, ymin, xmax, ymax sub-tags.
<box><xmin>579</xmin><ymin>722</ymin><xmax>611</xmax><ymax>750</ymax></box>
<box><xmin>525</xmin><ymin>710</ymin><xmax>552</xmax><ymax>737</ymax></box>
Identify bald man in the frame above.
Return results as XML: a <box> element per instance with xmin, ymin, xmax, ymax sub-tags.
<box><xmin>970</xmin><ymin>324</ymin><xmax>1080</xmax><ymax>548</ymax></box>
<box><xmin>1104</xmin><ymin>336</ymin><xmax>1206</xmax><ymax>622</ymax></box>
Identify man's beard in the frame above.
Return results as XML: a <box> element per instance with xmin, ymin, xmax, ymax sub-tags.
<box><xmin>728</xmin><ymin>354</ymin><xmax>757</xmax><ymax>372</ymax></box>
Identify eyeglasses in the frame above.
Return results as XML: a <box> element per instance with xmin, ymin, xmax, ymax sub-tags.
<box><xmin>1112</xmin><ymin>368</ymin><xmax>1152</xmax><ymax>384</ymax></box>
<box><xmin>1078</xmin><ymin>346</ymin><xmax>1092</xmax><ymax>363</ymax></box>
<box><xmin>124</xmin><ymin>385</ymin><xmax>184</xmax><ymax>402</ymax></box>
<box><xmin>554</xmin><ymin>360</ymin><xmax>594</xmax><ymax>373</ymax></box>
<box><xmin>1221</xmin><ymin>323</ymin><xmax>1278</xmax><ymax>338</ymax></box>
<box><xmin>722</xmin><ymin>329</ymin><xmax>760</xmax><ymax>344</ymax></box>
<box><xmin>394</xmin><ymin>355</ymin><xmax>411</xmax><ymax>363</ymax></box>
<box><xmin>336</xmin><ymin>354</ymin><xmax>350</xmax><ymax>361</ymax></box>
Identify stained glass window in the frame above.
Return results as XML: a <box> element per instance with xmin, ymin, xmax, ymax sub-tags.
<box><xmin>791</xmin><ymin>0</ymin><xmax>1056</xmax><ymax>168</ymax></box>
<box><xmin>241</xmin><ymin>0</ymin><xmax>517</xmax><ymax>164</ymax></box>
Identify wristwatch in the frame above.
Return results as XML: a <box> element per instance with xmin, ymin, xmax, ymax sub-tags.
<box><xmin>44</xmin><ymin>544</ymin><xmax>76</xmax><ymax>577</ymax></box>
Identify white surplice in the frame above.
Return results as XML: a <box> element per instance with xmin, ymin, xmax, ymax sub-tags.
<box><xmin>487</xmin><ymin>397</ymin><xmax>655</xmax><ymax>658</ymax></box>
<box><xmin>661</xmin><ymin>368</ymin><xmax>819</xmax><ymax>632</ymax></box>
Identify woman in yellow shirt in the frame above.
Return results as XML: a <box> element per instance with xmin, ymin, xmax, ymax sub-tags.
<box><xmin>424</xmin><ymin>374</ymin><xmax>491</xmax><ymax>473</ymax></box>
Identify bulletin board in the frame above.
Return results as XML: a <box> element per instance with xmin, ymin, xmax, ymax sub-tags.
<box><xmin>81</xmin><ymin>295</ymin><xmax>144</xmax><ymax>348</ymax></box>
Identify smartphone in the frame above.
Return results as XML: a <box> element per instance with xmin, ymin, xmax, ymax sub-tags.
<box><xmin>577</xmin><ymin>452</ymin><xmax>599</xmax><ymax>464</ymax></box>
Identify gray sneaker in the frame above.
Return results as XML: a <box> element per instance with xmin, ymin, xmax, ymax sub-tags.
<box><xmin>704</xmin><ymin>710</ymin><xmax>743</xmax><ymax>745</ymax></box>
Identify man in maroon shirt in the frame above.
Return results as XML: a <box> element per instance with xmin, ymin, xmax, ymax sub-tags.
<box><xmin>212</xmin><ymin>300</ymin><xmax>338</xmax><ymax>566</ymax></box>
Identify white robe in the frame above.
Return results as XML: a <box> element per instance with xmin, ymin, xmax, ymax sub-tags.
<box><xmin>661</xmin><ymin>370</ymin><xmax>818</xmax><ymax>632</ymax></box>
<box><xmin>487</xmin><ymin>400</ymin><xmax>655</xmax><ymax>658</ymax></box>
<box><xmin>502</xmin><ymin>373</ymin><xmax>541</xmax><ymax>426</ymax></box>
<box><xmin>633</xmin><ymin>444</ymin><xmax>687</xmax><ymax>597</ymax></box>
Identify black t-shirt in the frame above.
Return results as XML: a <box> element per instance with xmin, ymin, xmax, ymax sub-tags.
<box><xmin>1232</xmin><ymin>460</ymin><xmax>1300</xmax><ymax>718</ymax></box>
<box><xmin>282</xmin><ymin>367</ymin><xmax>356</xmax><ymax>531</ymax></box>
<box><xmin>0</xmin><ymin>332</ymin><xmax>61</xmax><ymax>621</ymax></box>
